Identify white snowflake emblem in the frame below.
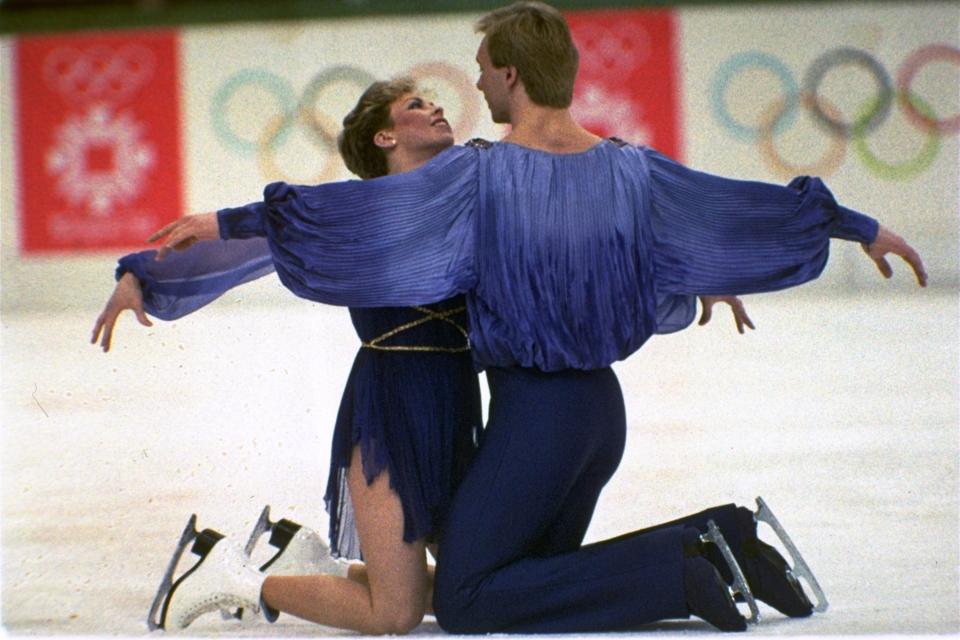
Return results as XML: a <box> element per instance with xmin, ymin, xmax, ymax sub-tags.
<box><xmin>46</xmin><ymin>103</ymin><xmax>155</xmax><ymax>217</ymax></box>
<box><xmin>571</xmin><ymin>84</ymin><xmax>652</xmax><ymax>145</ymax></box>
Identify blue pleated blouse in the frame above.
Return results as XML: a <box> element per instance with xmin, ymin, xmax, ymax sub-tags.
<box><xmin>212</xmin><ymin>140</ymin><xmax>876</xmax><ymax>372</ymax></box>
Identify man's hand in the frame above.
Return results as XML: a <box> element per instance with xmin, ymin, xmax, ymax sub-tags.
<box><xmin>90</xmin><ymin>272</ymin><xmax>152</xmax><ymax>352</ymax></box>
<box><xmin>698</xmin><ymin>295</ymin><xmax>755</xmax><ymax>334</ymax></box>
<box><xmin>148</xmin><ymin>212</ymin><xmax>218</xmax><ymax>260</ymax></box>
<box><xmin>862</xmin><ymin>225</ymin><xmax>927</xmax><ymax>287</ymax></box>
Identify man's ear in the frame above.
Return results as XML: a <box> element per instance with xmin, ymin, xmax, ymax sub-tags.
<box><xmin>504</xmin><ymin>65</ymin><xmax>520</xmax><ymax>89</ymax></box>
<box><xmin>374</xmin><ymin>130</ymin><xmax>396</xmax><ymax>149</ymax></box>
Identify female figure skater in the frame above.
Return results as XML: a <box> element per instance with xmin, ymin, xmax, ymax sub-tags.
<box><xmin>93</xmin><ymin>78</ymin><xmax>483</xmax><ymax>634</ymax></box>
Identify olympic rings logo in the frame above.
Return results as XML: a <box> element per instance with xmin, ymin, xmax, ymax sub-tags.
<box><xmin>210</xmin><ymin>63</ymin><xmax>482</xmax><ymax>183</ymax></box>
<box><xmin>43</xmin><ymin>45</ymin><xmax>156</xmax><ymax>104</ymax></box>
<box><xmin>710</xmin><ymin>44</ymin><xmax>959</xmax><ymax>181</ymax></box>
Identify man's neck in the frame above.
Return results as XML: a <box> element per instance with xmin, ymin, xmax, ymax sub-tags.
<box><xmin>502</xmin><ymin>102</ymin><xmax>602</xmax><ymax>154</ymax></box>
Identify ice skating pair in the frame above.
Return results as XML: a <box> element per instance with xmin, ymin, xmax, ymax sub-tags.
<box><xmin>146</xmin><ymin>506</ymin><xmax>344</xmax><ymax>631</ymax></box>
<box><xmin>684</xmin><ymin>497</ymin><xmax>827</xmax><ymax>632</ymax></box>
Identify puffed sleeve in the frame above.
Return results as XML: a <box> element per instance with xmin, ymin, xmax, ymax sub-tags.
<box><xmin>218</xmin><ymin>145</ymin><xmax>479</xmax><ymax>308</ymax></box>
<box><xmin>115</xmin><ymin>238</ymin><xmax>275</xmax><ymax>320</ymax></box>
<box><xmin>641</xmin><ymin>147</ymin><xmax>879</xmax><ymax>296</ymax></box>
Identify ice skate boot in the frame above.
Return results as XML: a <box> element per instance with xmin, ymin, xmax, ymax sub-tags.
<box><xmin>734</xmin><ymin>497</ymin><xmax>824</xmax><ymax>616</ymax></box>
<box><xmin>682</xmin><ymin>526</ymin><xmax>751</xmax><ymax>631</ymax></box>
<box><xmin>146</xmin><ymin>514</ymin><xmax>276</xmax><ymax>631</ymax></box>
<box><xmin>229</xmin><ymin>506</ymin><xmax>351</xmax><ymax>621</ymax></box>
<box><xmin>244</xmin><ymin>505</ymin><xmax>348</xmax><ymax>575</ymax></box>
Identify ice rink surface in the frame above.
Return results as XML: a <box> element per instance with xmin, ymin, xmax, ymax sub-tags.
<box><xmin>2</xmin><ymin>288</ymin><xmax>957</xmax><ymax>637</ymax></box>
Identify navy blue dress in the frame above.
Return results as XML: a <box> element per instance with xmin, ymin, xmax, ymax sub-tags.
<box><xmin>117</xmin><ymin>247</ymin><xmax>482</xmax><ymax>559</ymax></box>
<box><xmin>325</xmin><ymin>300</ymin><xmax>481</xmax><ymax>558</ymax></box>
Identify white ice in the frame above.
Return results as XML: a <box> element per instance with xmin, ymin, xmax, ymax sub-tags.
<box><xmin>2</xmin><ymin>287</ymin><xmax>957</xmax><ymax>637</ymax></box>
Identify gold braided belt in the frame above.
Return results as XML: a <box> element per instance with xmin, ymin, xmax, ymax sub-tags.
<box><xmin>361</xmin><ymin>306</ymin><xmax>471</xmax><ymax>353</ymax></box>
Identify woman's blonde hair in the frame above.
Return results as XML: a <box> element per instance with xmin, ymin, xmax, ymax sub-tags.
<box><xmin>338</xmin><ymin>76</ymin><xmax>417</xmax><ymax>179</ymax></box>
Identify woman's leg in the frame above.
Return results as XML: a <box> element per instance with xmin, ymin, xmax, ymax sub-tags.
<box><xmin>346</xmin><ymin>560</ymin><xmax>436</xmax><ymax>614</ymax></box>
<box><xmin>262</xmin><ymin>446</ymin><xmax>430</xmax><ymax>634</ymax></box>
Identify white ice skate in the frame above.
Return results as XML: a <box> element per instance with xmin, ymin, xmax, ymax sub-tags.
<box><xmin>225</xmin><ymin>506</ymin><xmax>350</xmax><ymax>621</ymax></box>
<box><xmin>753</xmin><ymin>496</ymin><xmax>828</xmax><ymax>613</ymax></box>
<box><xmin>702</xmin><ymin>520</ymin><xmax>761</xmax><ymax>625</ymax></box>
<box><xmin>146</xmin><ymin>514</ymin><xmax>274</xmax><ymax>631</ymax></box>
<box><xmin>244</xmin><ymin>505</ymin><xmax>347</xmax><ymax>576</ymax></box>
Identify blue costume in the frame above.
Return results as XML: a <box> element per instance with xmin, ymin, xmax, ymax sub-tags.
<box><xmin>132</xmin><ymin>139</ymin><xmax>877</xmax><ymax>631</ymax></box>
<box><xmin>117</xmin><ymin>241</ymin><xmax>482</xmax><ymax>559</ymax></box>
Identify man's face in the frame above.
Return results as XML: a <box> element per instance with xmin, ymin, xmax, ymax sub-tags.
<box><xmin>475</xmin><ymin>37</ymin><xmax>511</xmax><ymax>124</ymax></box>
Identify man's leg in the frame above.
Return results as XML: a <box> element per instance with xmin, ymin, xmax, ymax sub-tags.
<box><xmin>433</xmin><ymin>367</ymin><xmax>689</xmax><ymax>633</ymax></box>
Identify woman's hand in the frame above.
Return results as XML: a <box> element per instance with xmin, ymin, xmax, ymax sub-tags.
<box><xmin>148</xmin><ymin>212</ymin><xmax>219</xmax><ymax>260</ymax></box>
<box><xmin>698</xmin><ymin>295</ymin><xmax>755</xmax><ymax>334</ymax></box>
<box><xmin>90</xmin><ymin>272</ymin><xmax>152</xmax><ymax>352</ymax></box>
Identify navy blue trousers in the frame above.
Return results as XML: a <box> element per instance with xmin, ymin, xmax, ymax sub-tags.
<box><xmin>433</xmin><ymin>366</ymin><xmax>744</xmax><ymax>633</ymax></box>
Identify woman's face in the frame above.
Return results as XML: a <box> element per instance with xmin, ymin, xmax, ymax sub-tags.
<box><xmin>382</xmin><ymin>92</ymin><xmax>455</xmax><ymax>154</ymax></box>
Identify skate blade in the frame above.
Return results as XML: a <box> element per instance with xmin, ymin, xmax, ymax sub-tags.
<box><xmin>236</xmin><ymin>505</ymin><xmax>287</xmax><ymax>621</ymax></box>
<box><xmin>755</xmin><ymin>496</ymin><xmax>828</xmax><ymax>613</ymax></box>
<box><xmin>147</xmin><ymin>515</ymin><xmax>227</xmax><ymax>630</ymax></box>
<box><xmin>147</xmin><ymin>514</ymin><xmax>199</xmax><ymax>631</ymax></box>
<box><xmin>243</xmin><ymin>505</ymin><xmax>275</xmax><ymax>558</ymax></box>
<box><xmin>243</xmin><ymin>505</ymin><xmax>305</xmax><ymax>572</ymax></box>
<box><xmin>703</xmin><ymin>520</ymin><xmax>761</xmax><ymax>625</ymax></box>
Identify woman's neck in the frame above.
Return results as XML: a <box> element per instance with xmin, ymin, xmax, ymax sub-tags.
<box><xmin>386</xmin><ymin>144</ymin><xmax>449</xmax><ymax>175</ymax></box>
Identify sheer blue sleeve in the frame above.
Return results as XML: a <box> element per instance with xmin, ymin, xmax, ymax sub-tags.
<box><xmin>217</xmin><ymin>145</ymin><xmax>479</xmax><ymax>308</ymax></box>
<box><xmin>115</xmin><ymin>238</ymin><xmax>275</xmax><ymax>320</ymax></box>
<box><xmin>642</xmin><ymin>147</ymin><xmax>879</xmax><ymax>296</ymax></box>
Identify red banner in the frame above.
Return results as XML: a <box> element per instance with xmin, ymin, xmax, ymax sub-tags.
<box><xmin>566</xmin><ymin>9</ymin><xmax>682</xmax><ymax>160</ymax></box>
<box><xmin>15</xmin><ymin>30</ymin><xmax>182</xmax><ymax>254</ymax></box>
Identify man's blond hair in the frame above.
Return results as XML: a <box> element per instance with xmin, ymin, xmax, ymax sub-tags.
<box><xmin>475</xmin><ymin>1</ymin><xmax>578</xmax><ymax>108</ymax></box>
<box><xmin>338</xmin><ymin>77</ymin><xmax>417</xmax><ymax>179</ymax></box>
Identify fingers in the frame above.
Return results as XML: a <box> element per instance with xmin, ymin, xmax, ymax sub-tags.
<box><xmin>149</xmin><ymin>218</ymin><xmax>191</xmax><ymax>257</ymax></box>
<box><xmin>698</xmin><ymin>301</ymin><xmax>713</xmax><ymax>326</ymax></box>
<box><xmin>873</xmin><ymin>255</ymin><xmax>893</xmax><ymax>279</ymax></box>
<box><xmin>91</xmin><ymin>310</ymin><xmax>118</xmax><ymax>352</ymax></box>
<box><xmin>99</xmin><ymin>315</ymin><xmax>117</xmax><ymax>352</ymax></box>
<box><xmin>155</xmin><ymin>231</ymin><xmax>198</xmax><ymax>261</ymax></box>
<box><xmin>865</xmin><ymin>228</ymin><xmax>928</xmax><ymax>287</ymax></box>
<box><xmin>156</xmin><ymin>236</ymin><xmax>188</xmax><ymax>260</ymax></box>
<box><xmin>146</xmin><ymin>220</ymin><xmax>180</xmax><ymax>243</ymax></box>
<box><xmin>901</xmin><ymin>247</ymin><xmax>928</xmax><ymax>287</ymax></box>
<box><xmin>134</xmin><ymin>307</ymin><xmax>154</xmax><ymax>327</ymax></box>
<box><xmin>729</xmin><ymin>300</ymin><xmax>755</xmax><ymax>335</ymax></box>
<box><xmin>735</xmin><ymin>311</ymin><xmax>754</xmax><ymax>334</ymax></box>
<box><xmin>156</xmin><ymin>231</ymin><xmax>189</xmax><ymax>260</ymax></box>
<box><xmin>90</xmin><ymin>314</ymin><xmax>106</xmax><ymax>345</ymax></box>
<box><xmin>730</xmin><ymin>303</ymin><xmax>743</xmax><ymax>334</ymax></box>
